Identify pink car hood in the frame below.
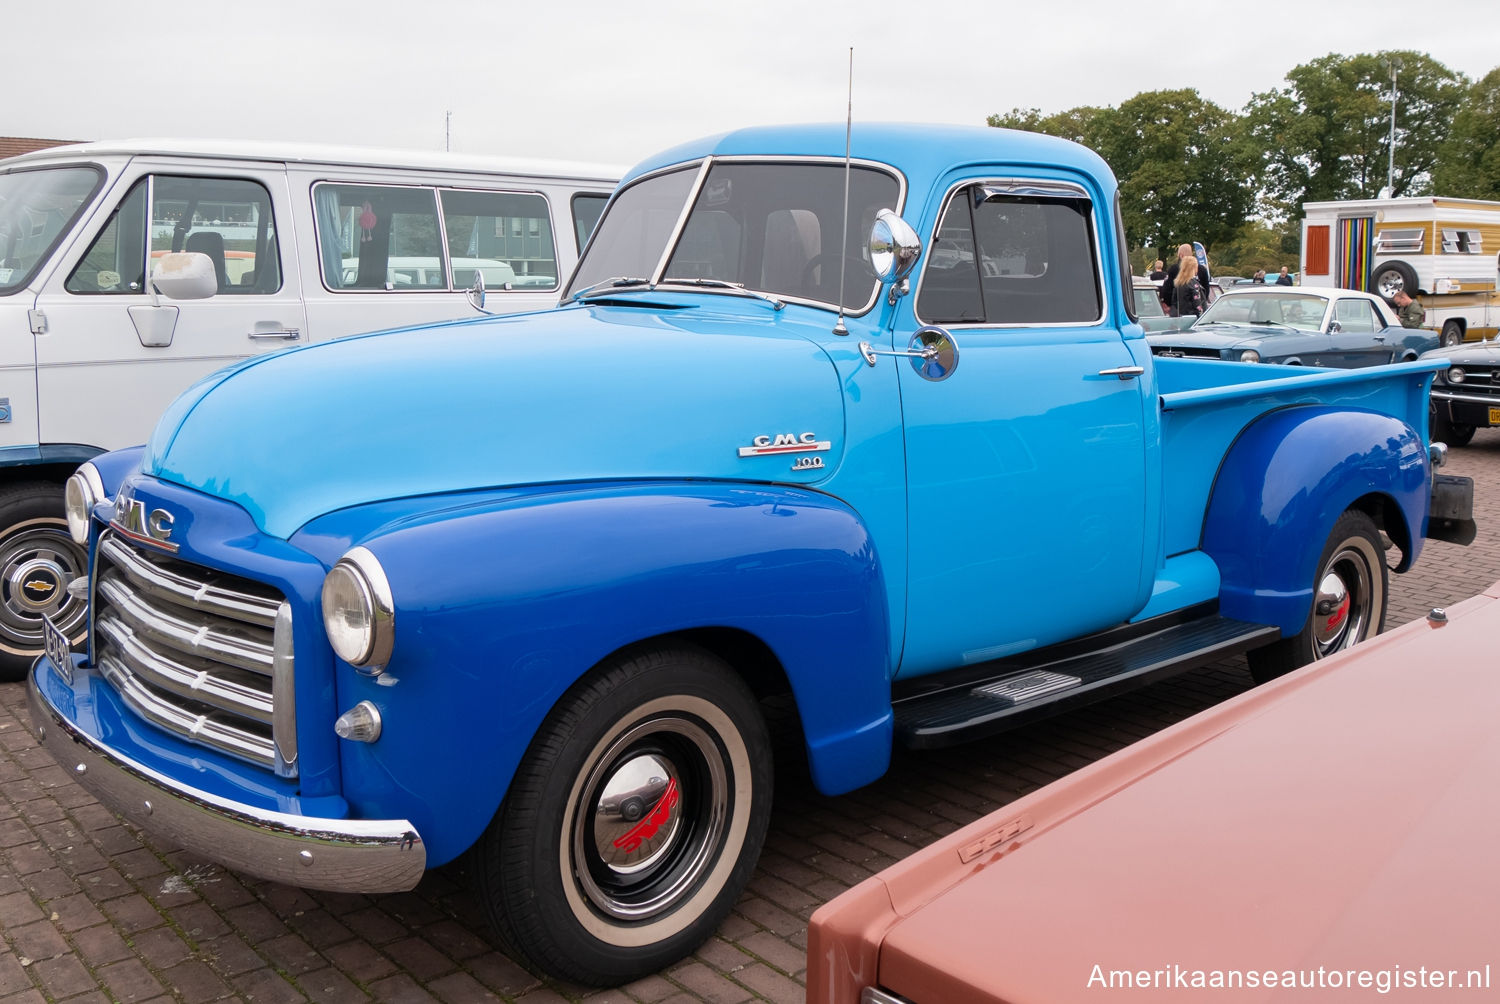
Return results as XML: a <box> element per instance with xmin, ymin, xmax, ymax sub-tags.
<box><xmin>825</xmin><ymin>585</ymin><xmax>1500</xmax><ymax>1003</ymax></box>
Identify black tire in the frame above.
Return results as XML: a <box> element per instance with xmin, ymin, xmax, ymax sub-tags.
<box><xmin>1440</xmin><ymin>320</ymin><xmax>1464</xmax><ymax>347</ymax></box>
<box><xmin>1430</xmin><ymin>400</ymin><xmax>1476</xmax><ymax>448</ymax></box>
<box><xmin>472</xmin><ymin>645</ymin><xmax>773</xmax><ymax>986</ymax></box>
<box><xmin>1247</xmin><ymin>510</ymin><xmax>1387</xmax><ymax>684</ymax></box>
<box><xmin>0</xmin><ymin>483</ymin><xmax>88</xmax><ymax>681</ymax></box>
<box><xmin>1371</xmin><ymin>260</ymin><xmax>1418</xmax><ymax>300</ymax></box>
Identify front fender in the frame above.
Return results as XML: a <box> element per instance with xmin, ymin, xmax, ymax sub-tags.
<box><xmin>1201</xmin><ymin>406</ymin><xmax>1428</xmax><ymax>637</ymax></box>
<box><xmin>324</xmin><ymin>482</ymin><xmax>893</xmax><ymax>865</ymax></box>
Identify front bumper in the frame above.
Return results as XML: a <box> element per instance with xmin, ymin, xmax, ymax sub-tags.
<box><xmin>27</xmin><ymin>655</ymin><xmax>425</xmax><ymax>893</ymax></box>
<box><xmin>1431</xmin><ymin>389</ymin><xmax>1500</xmax><ymax>428</ymax></box>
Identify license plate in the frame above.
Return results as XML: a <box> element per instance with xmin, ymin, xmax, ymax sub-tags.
<box><xmin>1489</xmin><ymin>407</ymin><xmax>1500</xmax><ymax>425</ymax></box>
<box><xmin>42</xmin><ymin>612</ymin><xmax>72</xmax><ymax>686</ymax></box>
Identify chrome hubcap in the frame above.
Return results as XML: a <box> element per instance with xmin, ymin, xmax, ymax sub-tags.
<box><xmin>572</xmin><ymin>715</ymin><xmax>728</xmax><ymax>922</ymax></box>
<box><xmin>1312</xmin><ymin>547</ymin><xmax>1371</xmax><ymax>657</ymax></box>
<box><xmin>0</xmin><ymin>521</ymin><xmax>86</xmax><ymax>647</ymax></box>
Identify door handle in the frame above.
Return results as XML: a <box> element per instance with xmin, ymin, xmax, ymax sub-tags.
<box><xmin>248</xmin><ymin>327</ymin><xmax>301</xmax><ymax>341</ymax></box>
<box><xmin>1098</xmin><ymin>365</ymin><xmax>1144</xmax><ymax>380</ymax></box>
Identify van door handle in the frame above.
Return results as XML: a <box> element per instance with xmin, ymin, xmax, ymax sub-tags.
<box><xmin>1098</xmin><ymin>365</ymin><xmax>1144</xmax><ymax>380</ymax></box>
<box><xmin>248</xmin><ymin>327</ymin><xmax>301</xmax><ymax>341</ymax></box>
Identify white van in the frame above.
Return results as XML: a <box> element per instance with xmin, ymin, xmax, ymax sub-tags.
<box><xmin>0</xmin><ymin>139</ymin><xmax>619</xmax><ymax>673</ymax></box>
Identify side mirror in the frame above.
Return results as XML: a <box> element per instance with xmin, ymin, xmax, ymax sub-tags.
<box><xmin>869</xmin><ymin>209</ymin><xmax>921</xmax><ymax>284</ymax></box>
<box><xmin>1328</xmin><ymin>320</ymin><xmax>1343</xmax><ymax>334</ymax></box>
<box><xmin>150</xmin><ymin>252</ymin><xmax>217</xmax><ymax>302</ymax></box>
<box><xmin>466</xmin><ymin>269</ymin><xmax>491</xmax><ymax>314</ymax></box>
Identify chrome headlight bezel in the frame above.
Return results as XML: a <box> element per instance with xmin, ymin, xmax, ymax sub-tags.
<box><xmin>1448</xmin><ymin>367</ymin><xmax>1466</xmax><ymax>384</ymax></box>
<box><xmin>321</xmin><ymin>546</ymin><xmax>395</xmax><ymax>673</ymax></box>
<box><xmin>1239</xmin><ymin>349</ymin><xmax>1261</xmax><ymax>363</ymax></box>
<box><xmin>65</xmin><ymin>463</ymin><xmax>106</xmax><ymax>546</ymax></box>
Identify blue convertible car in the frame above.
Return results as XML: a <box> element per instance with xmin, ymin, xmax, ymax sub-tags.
<box><xmin>1146</xmin><ymin>286</ymin><xmax>1439</xmax><ymax>366</ymax></box>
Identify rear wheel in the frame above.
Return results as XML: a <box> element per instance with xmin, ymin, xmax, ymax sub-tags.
<box><xmin>1247</xmin><ymin>510</ymin><xmax>1386</xmax><ymax>684</ymax></box>
<box><xmin>0</xmin><ymin>484</ymin><xmax>88</xmax><ymax>681</ymax></box>
<box><xmin>471</xmin><ymin>645</ymin><xmax>772</xmax><ymax>986</ymax></box>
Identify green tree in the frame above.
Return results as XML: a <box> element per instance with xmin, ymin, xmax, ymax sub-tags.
<box><xmin>1432</xmin><ymin>67</ymin><xmax>1500</xmax><ymax>199</ymax></box>
<box><xmin>1246</xmin><ymin>51</ymin><xmax>1468</xmax><ymax>210</ymax></box>
<box><xmin>989</xmin><ymin>90</ymin><xmax>1256</xmax><ymax>261</ymax></box>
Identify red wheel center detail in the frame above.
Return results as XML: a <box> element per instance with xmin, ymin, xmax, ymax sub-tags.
<box><xmin>612</xmin><ymin>778</ymin><xmax>680</xmax><ymax>852</ymax></box>
<box><xmin>1325</xmin><ymin>594</ymin><xmax>1349</xmax><ymax>631</ymax></box>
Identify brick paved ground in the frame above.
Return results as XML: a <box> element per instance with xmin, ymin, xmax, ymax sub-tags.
<box><xmin>4</xmin><ymin>433</ymin><xmax>1498</xmax><ymax>1003</ymax></box>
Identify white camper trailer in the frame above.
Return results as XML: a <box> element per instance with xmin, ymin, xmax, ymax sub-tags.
<box><xmin>1300</xmin><ymin>196</ymin><xmax>1500</xmax><ymax>346</ymax></box>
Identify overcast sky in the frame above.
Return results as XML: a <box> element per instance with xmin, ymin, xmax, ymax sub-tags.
<box><xmin>10</xmin><ymin>0</ymin><xmax>1499</xmax><ymax>172</ymax></box>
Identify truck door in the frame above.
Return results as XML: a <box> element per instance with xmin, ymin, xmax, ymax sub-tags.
<box><xmin>894</xmin><ymin>179</ymin><xmax>1150</xmax><ymax>677</ymax></box>
<box><xmin>30</xmin><ymin>163</ymin><xmax>305</xmax><ymax>453</ymax></box>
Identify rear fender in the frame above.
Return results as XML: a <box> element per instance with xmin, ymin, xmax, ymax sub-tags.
<box><xmin>1201</xmin><ymin>407</ymin><xmax>1428</xmax><ymax>637</ymax></box>
<box><xmin>322</xmin><ymin>482</ymin><xmax>893</xmax><ymax>865</ymax></box>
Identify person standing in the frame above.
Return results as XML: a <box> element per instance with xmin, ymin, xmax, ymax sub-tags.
<box><xmin>1148</xmin><ymin>259</ymin><xmax>1167</xmax><ymax>281</ymax></box>
<box><xmin>1391</xmin><ymin>289</ymin><xmax>1424</xmax><ymax>328</ymax></box>
<box><xmin>1252</xmin><ymin>269</ymin><xmax>1267</xmax><ymax>284</ymax></box>
<box><xmin>1171</xmin><ymin>256</ymin><xmax>1208</xmax><ymax>318</ymax></box>
<box><xmin>1161</xmin><ymin>243</ymin><xmax>1211</xmax><ymax>314</ymax></box>
<box><xmin>1275</xmin><ymin>266</ymin><xmax>1293</xmax><ymax>286</ymax></box>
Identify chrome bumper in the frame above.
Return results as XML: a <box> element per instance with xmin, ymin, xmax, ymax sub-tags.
<box><xmin>28</xmin><ymin>658</ymin><xmax>425</xmax><ymax>893</ymax></box>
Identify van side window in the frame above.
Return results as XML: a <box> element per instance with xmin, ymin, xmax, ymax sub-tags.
<box><xmin>68</xmin><ymin>175</ymin><xmax>281</xmax><ymax>295</ymax></box>
<box><xmin>918</xmin><ymin>184</ymin><xmax>1102</xmax><ymax>326</ymax></box>
<box><xmin>572</xmin><ymin>194</ymin><xmax>608</xmax><ymax>252</ymax></box>
<box><xmin>315</xmin><ymin>184</ymin><xmax>448</xmax><ymax>291</ymax></box>
<box><xmin>440</xmin><ymin>189</ymin><xmax>556</xmax><ymax>290</ymax></box>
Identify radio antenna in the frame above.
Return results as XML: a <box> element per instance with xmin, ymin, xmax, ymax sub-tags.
<box><xmin>833</xmin><ymin>47</ymin><xmax>853</xmax><ymax>336</ymax></box>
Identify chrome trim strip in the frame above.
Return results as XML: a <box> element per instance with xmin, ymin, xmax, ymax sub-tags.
<box><xmin>272</xmin><ymin>601</ymin><xmax>297</xmax><ymax>778</ymax></box>
<box><xmin>29</xmin><ymin>662</ymin><xmax>425</xmax><ymax>893</ymax></box>
<box><xmin>96</xmin><ymin>649</ymin><xmax>276</xmax><ymax>766</ymax></box>
<box><xmin>99</xmin><ymin>534</ymin><xmax>281</xmax><ymax>628</ymax></box>
<box><xmin>96</xmin><ymin>572</ymin><xmax>274</xmax><ymax>676</ymax></box>
<box><xmin>1431</xmin><ymin>389</ymin><xmax>1500</xmax><ymax>405</ymax></box>
<box><xmin>96</xmin><ymin>611</ymin><xmax>273</xmax><ymax>723</ymax></box>
<box><xmin>650</xmin><ymin>158</ymin><xmax>713</xmax><ymax>282</ymax></box>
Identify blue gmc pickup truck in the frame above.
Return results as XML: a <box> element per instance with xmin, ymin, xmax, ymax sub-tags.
<box><xmin>29</xmin><ymin>124</ymin><xmax>1473</xmax><ymax>986</ymax></box>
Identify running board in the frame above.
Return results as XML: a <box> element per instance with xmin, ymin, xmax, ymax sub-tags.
<box><xmin>892</xmin><ymin>614</ymin><xmax>1280</xmax><ymax>749</ymax></box>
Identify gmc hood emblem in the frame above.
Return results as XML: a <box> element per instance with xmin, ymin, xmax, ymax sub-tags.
<box><xmin>110</xmin><ymin>492</ymin><xmax>179</xmax><ymax>553</ymax></box>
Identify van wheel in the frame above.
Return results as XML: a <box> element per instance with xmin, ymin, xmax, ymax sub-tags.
<box><xmin>1371</xmin><ymin>260</ymin><xmax>1418</xmax><ymax>300</ymax></box>
<box><xmin>1441</xmin><ymin>321</ymin><xmax>1464</xmax><ymax>347</ymax></box>
<box><xmin>1247</xmin><ymin>510</ymin><xmax>1386</xmax><ymax>684</ymax></box>
<box><xmin>471</xmin><ymin>645</ymin><xmax>772</xmax><ymax>986</ymax></box>
<box><xmin>0</xmin><ymin>484</ymin><xmax>88</xmax><ymax>681</ymax></box>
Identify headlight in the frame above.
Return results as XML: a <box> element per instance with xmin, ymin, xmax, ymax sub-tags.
<box><xmin>1448</xmin><ymin>367</ymin><xmax>1466</xmax><ymax>384</ymax></box>
<box><xmin>321</xmin><ymin>547</ymin><xmax>395</xmax><ymax>673</ymax></box>
<box><xmin>1239</xmin><ymin>349</ymin><xmax>1261</xmax><ymax>363</ymax></box>
<box><xmin>64</xmin><ymin>463</ymin><xmax>106</xmax><ymax>545</ymax></box>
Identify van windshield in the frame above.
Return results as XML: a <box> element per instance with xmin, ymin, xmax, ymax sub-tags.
<box><xmin>566</xmin><ymin>160</ymin><xmax>902</xmax><ymax>312</ymax></box>
<box><xmin>0</xmin><ymin>166</ymin><xmax>103</xmax><ymax>295</ymax></box>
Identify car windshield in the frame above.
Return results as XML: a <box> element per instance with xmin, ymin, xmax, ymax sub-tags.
<box><xmin>566</xmin><ymin>160</ymin><xmax>902</xmax><ymax>312</ymax></box>
<box><xmin>0</xmin><ymin>165</ymin><xmax>103</xmax><ymax>295</ymax></box>
<box><xmin>1133</xmin><ymin>287</ymin><xmax>1165</xmax><ymax>317</ymax></box>
<box><xmin>1196</xmin><ymin>291</ymin><xmax>1329</xmax><ymax>332</ymax></box>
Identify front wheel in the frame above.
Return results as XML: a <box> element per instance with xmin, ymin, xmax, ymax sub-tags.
<box><xmin>1441</xmin><ymin>320</ymin><xmax>1464</xmax><ymax>347</ymax></box>
<box><xmin>1430</xmin><ymin>400</ymin><xmax>1476</xmax><ymax>448</ymax></box>
<box><xmin>472</xmin><ymin>645</ymin><xmax>773</xmax><ymax>986</ymax></box>
<box><xmin>1247</xmin><ymin>510</ymin><xmax>1387</xmax><ymax>684</ymax></box>
<box><xmin>0</xmin><ymin>484</ymin><xmax>88</xmax><ymax>681</ymax></box>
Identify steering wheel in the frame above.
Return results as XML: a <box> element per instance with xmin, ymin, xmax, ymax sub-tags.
<box><xmin>800</xmin><ymin>253</ymin><xmax>873</xmax><ymax>299</ymax></box>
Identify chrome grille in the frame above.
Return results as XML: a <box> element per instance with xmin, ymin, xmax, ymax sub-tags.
<box><xmin>93</xmin><ymin>531</ymin><xmax>296</xmax><ymax>776</ymax></box>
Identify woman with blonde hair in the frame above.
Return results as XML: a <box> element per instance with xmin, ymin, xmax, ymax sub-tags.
<box><xmin>1172</xmin><ymin>255</ymin><xmax>1207</xmax><ymax>318</ymax></box>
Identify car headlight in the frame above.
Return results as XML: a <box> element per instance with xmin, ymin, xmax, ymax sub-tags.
<box><xmin>1448</xmin><ymin>367</ymin><xmax>1466</xmax><ymax>384</ymax></box>
<box><xmin>321</xmin><ymin>546</ymin><xmax>395</xmax><ymax>673</ymax></box>
<box><xmin>64</xmin><ymin>463</ymin><xmax>106</xmax><ymax>545</ymax></box>
<box><xmin>1239</xmin><ymin>349</ymin><xmax>1261</xmax><ymax>363</ymax></box>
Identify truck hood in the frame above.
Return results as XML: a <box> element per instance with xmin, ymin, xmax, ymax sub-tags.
<box><xmin>144</xmin><ymin>300</ymin><xmax>849</xmax><ymax>539</ymax></box>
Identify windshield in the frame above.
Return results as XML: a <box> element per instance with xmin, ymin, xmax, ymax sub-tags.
<box><xmin>567</xmin><ymin>160</ymin><xmax>903</xmax><ymax>312</ymax></box>
<box><xmin>1133</xmin><ymin>287</ymin><xmax>1165</xmax><ymax>317</ymax></box>
<box><xmin>0</xmin><ymin>166</ymin><xmax>103</xmax><ymax>295</ymax></box>
<box><xmin>1196</xmin><ymin>291</ymin><xmax>1329</xmax><ymax>332</ymax></box>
